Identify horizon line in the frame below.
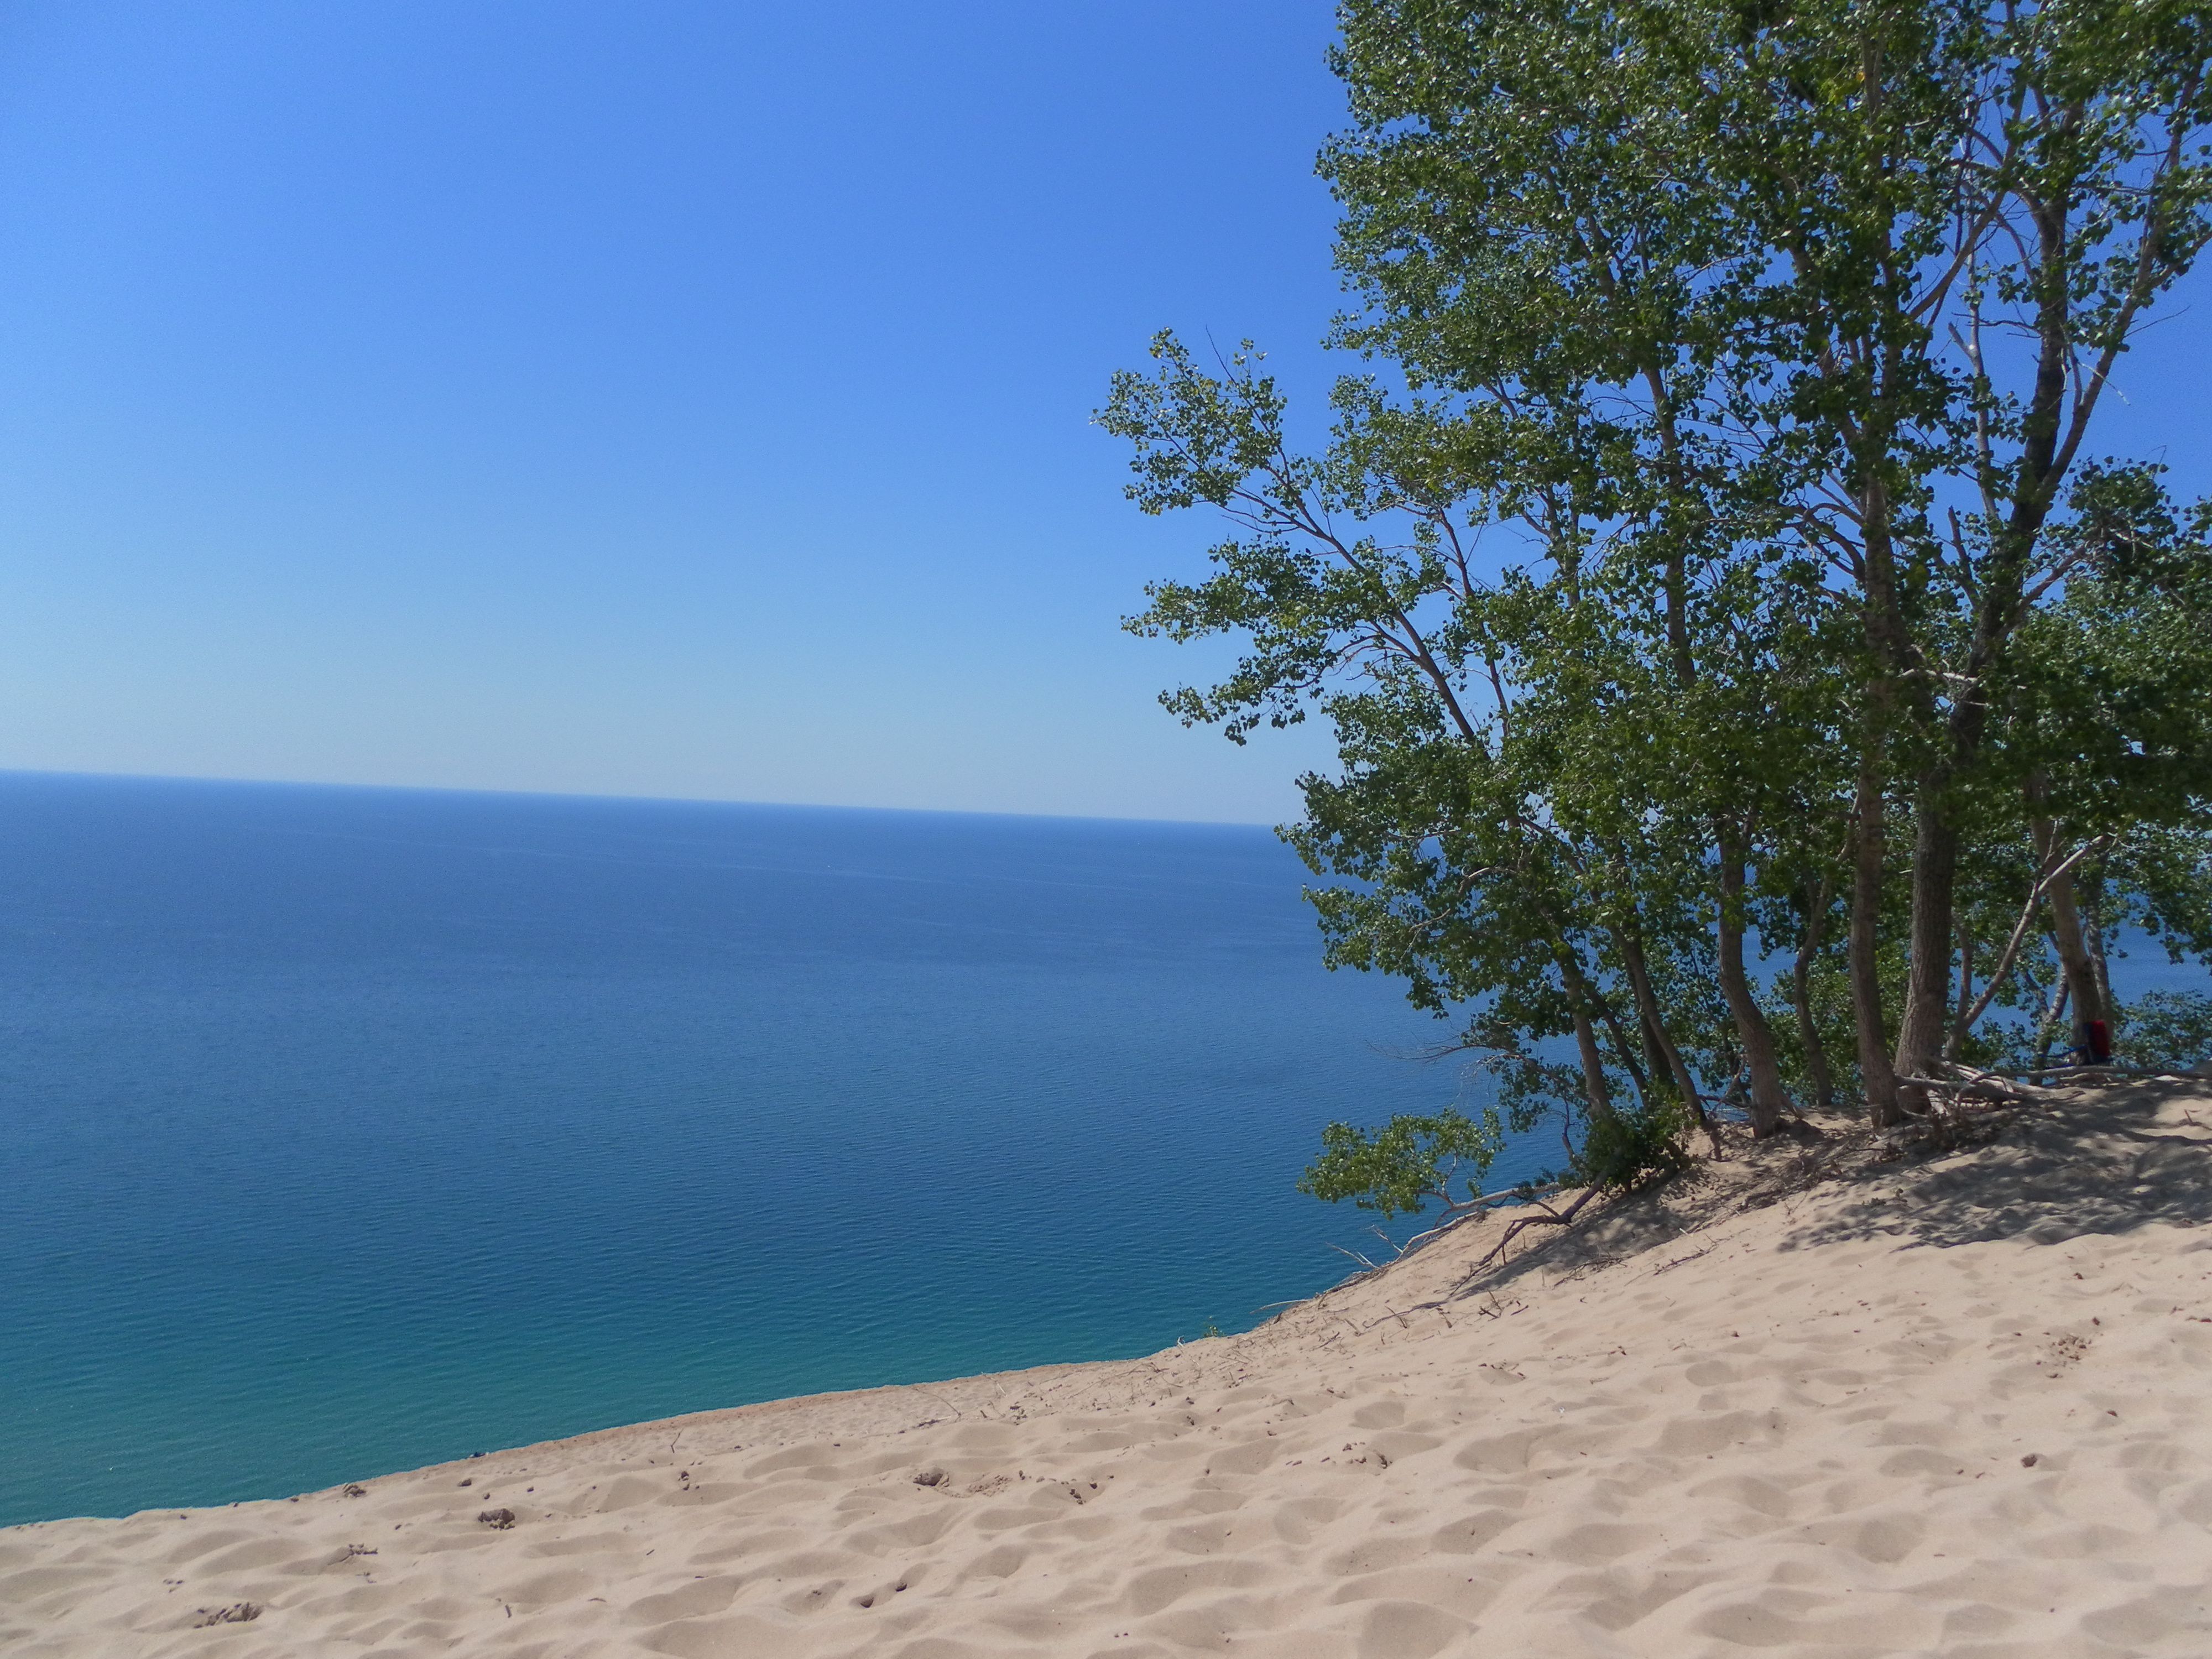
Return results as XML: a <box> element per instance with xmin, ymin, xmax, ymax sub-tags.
<box><xmin>0</xmin><ymin>765</ymin><xmax>1285</xmax><ymax>834</ymax></box>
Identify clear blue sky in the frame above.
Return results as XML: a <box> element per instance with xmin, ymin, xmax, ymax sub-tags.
<box><xmin>1</xmin><ymin>4</ymin><xmax>2205</xmax><ymax>823</ymax></box>
<box><xmin>0</xmin><ymin>0</ymin><xmax>1350</xmax><ymax>822</ymax></box>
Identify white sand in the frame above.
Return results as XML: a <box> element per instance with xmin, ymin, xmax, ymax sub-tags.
<box><xmin>8</xmin><ymin>1080</ymin><xmax>2212</xmax><ymax>1658</ymax></box>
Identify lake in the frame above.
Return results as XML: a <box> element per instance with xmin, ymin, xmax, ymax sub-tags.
<box><xmin>0</xmin><ymin>773</ymin><xmax>1506</xmax><ymax>1526</ymax></box>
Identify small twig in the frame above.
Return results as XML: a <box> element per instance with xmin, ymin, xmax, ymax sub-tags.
<box><xmin>1328</xmin><ymin>1243</ymin><xmax>1383</xmax><ymax>1273</ymax></box>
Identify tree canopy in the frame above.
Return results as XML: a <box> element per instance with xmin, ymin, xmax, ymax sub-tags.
<box><xmin>1103</xmin><ymin>0</ymin><xmax>2212</xmax><ymax>1219</ymax></box>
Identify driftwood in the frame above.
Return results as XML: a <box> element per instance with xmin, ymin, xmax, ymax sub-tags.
<box><xmin>1459</xmin><ymin>1185</ymin><xmax>1603</xmax><ymax>1281</ymax></box>
<box><xmin>1898</xmin><ymin>1070</ymin><xmax>2040</xmax><ymax>1104</ymax></box>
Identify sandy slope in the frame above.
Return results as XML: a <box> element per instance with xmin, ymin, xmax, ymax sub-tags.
<box><xmin>8</xmin><ymin>1079</ymin><xmax>2212</xmax><ymax>1658</ymax></box>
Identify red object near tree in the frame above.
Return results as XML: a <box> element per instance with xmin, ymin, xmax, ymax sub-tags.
<box><xmin>2087</xmin><ymin>1020</ymin><xmax>2112</xmax><ymax>1062</ymax></box>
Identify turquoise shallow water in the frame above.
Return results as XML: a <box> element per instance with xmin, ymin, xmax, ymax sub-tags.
<box><xmin>0</xmin><ymin>773</ymin><xmax>1520</xmax><ymax>1527</ymax></box>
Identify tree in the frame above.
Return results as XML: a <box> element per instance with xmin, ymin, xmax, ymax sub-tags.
<box><xmin>1326</xmin><ymin>0</ymin><xmax>2212</xmax><ymax>1113</ymax></box>
<box><xmin>1104</xmin><ymin>0</ymin><xmax>2212</xmax><ymax>1222</ymax></box>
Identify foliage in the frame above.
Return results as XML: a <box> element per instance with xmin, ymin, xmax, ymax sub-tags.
<box><xmin>1105</xmin><ymin>0</ymin><xmax>2212</xmax><ymax>1209</ymax></box>
<box><xmin>1561</xmin><ymin>1098</ymin><xmax>1695</xmax><ymax>1196</ymax></box>
<box><xmin>1297</xmin><ymin>1109</ymin><xmax>1504</xmax><ymax>1219</ymax></box>
<box><xmin>1298</xmin><ymin>1087</ymin><xmax>1689</xmax><ymax>1222</ymax></box>
<box><xmin>2116</xmin><ymin>991</ymin><xmax>2212</xmax><ymax>1072</ymax></box>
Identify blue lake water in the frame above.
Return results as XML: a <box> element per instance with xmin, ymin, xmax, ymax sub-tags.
<box><xmin>0</xmin><ymin>773</ymin><xmax>1517</xmax><ymax>1527</ymax></box>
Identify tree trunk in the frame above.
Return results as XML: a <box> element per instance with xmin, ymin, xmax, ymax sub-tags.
<box><xmin>1946</xmin><ymin>917</ymin><xmax>1977</xmax><ymax>1060</ymax></box>
<box><xmin>1791</xmin><ymin>877</ymin><xmax>1837</xmax><ymax>1109</ymax></box>
<box><xmin>1893</xmin><ymin>769</ymin><xmax>1959</xmax><ymax>1097</ymax></box>
<box><xmin>1616</xmin><ymin>917</ymin><xmax>1723</xmax><ymax>1156</ymax></box>
<box><xmin>2085</xmin><ymin>911</ymin><xmax>2112</xmax><ymax>1030</ymax></box>
<box><xmin>1848</xmin><ymin>465</ymin><xmax>1918</xmax><ymax>1126</ymax></box>
<box><xmin>1567</xmin><ymin>999</ymin><xmax>1616</xmax><ymax>1125</ymax></box>
<box><xmin>2033</xmin><ymin>974</ymin><xmax>2071</xmax><ymax>1070</ymax></box>
<box><xmin>1587</xmin><ymin>985</ymin><xmax>1652</xmax><ymax>1108</ymax></box>
<box><xmin>2029</xmin><ymin>786</ymin><xmax>2107</xmax><ymax>1054</ymax></box>
<box><xmin>1892</xmin><ymin>190</ymin><xmax>2082</xmax><ymax>1079</ymax></box>
<box><xmin>2046</xmin><ymin>881</ymin><xmax>2103</xmax><ymax>1046</ymax></box>
<box><xmin>1850</xmin><ymin>762</ymin><xmax>1905</xmax><ymax>1125</ymax></box>
<box><xmin>1613</xmin><ymin>917</ymin><xmax>1712</xmax><ymax>1134</ymax></box>
<box><xmin>1548</xmin><ymin>941</ymin><xmax>1619</xmax><ymax>1125</ymax></box>
<box><xmin>1714</xmin><ymin>823</ymin><xmax>1791</xmax><ymax>1137</ymax></box>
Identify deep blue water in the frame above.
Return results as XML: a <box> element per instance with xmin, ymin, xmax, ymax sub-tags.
<box><xmin>0</xmin><ymin>773</ymin><xmax>1512</xmax><ymax>1527</ymax></box>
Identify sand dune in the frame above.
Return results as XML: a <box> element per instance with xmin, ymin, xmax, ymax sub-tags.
<box><xmin>8</xmin><ymin>1079</ymin><xmax>2212</xmax><ymax>1657</ymax></box>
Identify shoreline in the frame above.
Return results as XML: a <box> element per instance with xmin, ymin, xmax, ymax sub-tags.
<box><xmin>9</xmin><ymin>1078</ymin><xmax>2211</xmax><ymax>1656</ymax></box>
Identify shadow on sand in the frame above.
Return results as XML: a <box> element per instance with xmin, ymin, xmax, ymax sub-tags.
<box><xmin>1438</xmin><ymin>1077</ymin><xmax>2212</xmax><ymax>1306</ymax></box>
<box><xmin>1778</xmin><ymin>1078</ymin><xmax>2212</xmax><ymax>1253</ymax></box>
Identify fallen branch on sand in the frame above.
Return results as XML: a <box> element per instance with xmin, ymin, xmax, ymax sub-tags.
<box><xmin>1459</xmin><ymin>1186</ymin><xmax>1602</xmax><ymax>1280</ymax></box>
<box><xmin>1899</xmin><ymin>1071</ymin><xmax>2040</xmax><ymax>1104</ymax></box>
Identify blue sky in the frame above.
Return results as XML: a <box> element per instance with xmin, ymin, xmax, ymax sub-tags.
<box><xmin>0</xmin><ymin>1</ymin><xmax>1350</xmax><ymax>822</ymax></box>
<box><xmin>1</xmin><ymin>3</ymin><xmax>2206</xmax><ymax>824</ymax></box>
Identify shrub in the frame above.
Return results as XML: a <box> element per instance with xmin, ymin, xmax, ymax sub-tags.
<box><xmin>1297</xmin><ymin>1109</ymin><xmax>1503</xmax><ymax>1220</ymax></box>
<box><xmin>2116</xmin><ymin>990</ymin><xmax>2212</xmax><ymax>1072</ymax></box>
<box><xmin>1562</xmin><ymin>1098</ymin><xmax>1692</xmax><ymax>1194</ymax></box>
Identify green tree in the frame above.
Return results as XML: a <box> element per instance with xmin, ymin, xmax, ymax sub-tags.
<box><xmin>1326</xmin><ymin>0</ymin><xmax>2212</xmax><ymax>1118</ymax></box>
<box><xmin>1104</xmin><ymin>0</ymin><xmax>2212</xmax><ymax>1220</ymax></box>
